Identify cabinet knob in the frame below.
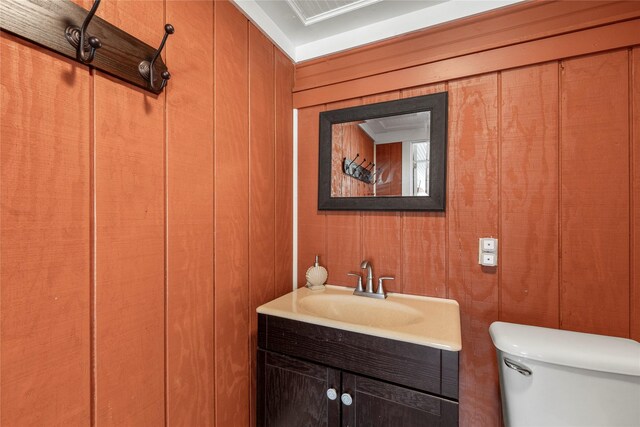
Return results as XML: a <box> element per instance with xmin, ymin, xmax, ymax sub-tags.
<box><xmin>341</xmin><ymin>392</ymin><xmax>353</xmax><ymax>406</ymax></box>
<box><xmin>326</xmin><ymin>388</ymin><xmax>338</xmax><ymax>400</ymax></box>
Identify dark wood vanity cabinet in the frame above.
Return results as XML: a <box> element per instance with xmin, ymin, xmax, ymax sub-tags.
<box><xmin>258</xmin><ymin>350</ymin><xmax>341</xmax><ymax>426</ymax></box>
<box><xmin>257</xmin><ymin>314</ymin><xmax>459</xmax><ymax>427</ymax></box>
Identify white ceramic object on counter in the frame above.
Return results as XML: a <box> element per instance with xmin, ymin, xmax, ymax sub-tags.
<box><xmin>305</xmin><ymin>255</ymin><xmax>328</xmax><ymax>290</ymax></box>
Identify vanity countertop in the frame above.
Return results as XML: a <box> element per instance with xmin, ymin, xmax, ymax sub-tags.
<box><xmin>257</xmin><ymin>285</ymin><xmax>461</xmax><ymax>351</ymax></box>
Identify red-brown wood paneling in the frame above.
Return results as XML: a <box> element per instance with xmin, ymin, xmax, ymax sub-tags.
<box><xmin>500</xmin><ymin>63</ymin><xmax>559</xmax><ymax>328</ymax></box>
<box><xmin>94</xmin><ymin>78</ymin><xmax>165</xmax><ymax>425</ymax></box>
<box><xmin>94</xmin><ymin>2</ymin><xmax>165</xmax><ymax>425</ymax></box>
<box><xmin>94</xmin><ymin>80</ymin><xmax>165</xmax><ymax>424</ymax></box>
<box><xmin>447</xmin><ymin>74</ymin><xmax>500</xmax><ymax>426</ymax></box>
<box><xmin>338</xmin><ymin>120</ymin><xmax>374</xmax><ymax>198</ymax></box>
<box><xmin>1</xmin><ymin>1</ymin><xmax>294</xmax><ymax>425</ymax></box>
<box><xmin>361</xmin><ymin>93</ymin><xmax>402</xmax><ymax>292</ymax></box>
<box><xmin>294</xmin><ymin>1</ymin><xmax>640</xmax><ymax>92</ymax></box>
<box><xmin>295</xmin><ymin>9</ymin><xmax>640</xmax><ymax>427</ymax></box>
<box><xmin>633</xmin><ymin>47</ymin><xmax>640</xmax><ymax>342</ymax></box>
<box><xmin>298</xmin><ymin>105</ymin><xmax>327</xmax><ymax>285</ymax></box>
<box><xmin>248</xmin><ymin>23</ymin><xmax>276</xmax><ymax>427</ymax></box>
<box><xmin>389</xmin><ymin>143</ymin><xmax>402</xmax><ymax>196</ymax></box>
<box><xmin>325</xmin><ymin>209</ymin><xmax>363</xmax><ymax>286</ymax></box>
<box><xmin>360</xmin><ymin>213</ymin><xmax>402</xmax><ymax>293</ymax></box>
<box><xmin>325</xmin><ymin>99</ymin><xmax>364</xmax><ymax>286</ymax></box>
<box><xmin>560</xmin><ymin>51</ymin><xmax>630</xmax><ymax>337</ymax></box>
<box><xmin>331</xmin><ymin>120</ymin><xmax>346</xmax><ymax>197</ymax></box>
<box><xmin>166</xmin><ymin>1</ymin><xmax>215</xmax><ymax>425</ymax></box>
<box><xmin>0</xmin><ymin>34</ymin><xmax>91</xmax><ymax>426</ymax></box>
<box><xmin>400</xmin><ymin>84</ymin><xmax>447</xmax><ymax>298</ymax></box>
<box><xmin>274</xmin><ymin>49</ymin><xmax>294</xmax><ymax>297</ymax></box>
<box><xmin>293</xmin><ymin>19</ymin><xmax>640</xmax><ymax>108</ymax></box>
<box><xmin>330</xmin><ymin>119</ymin><xmax>374</xmax><ymax>197</ymax></box>
<box><xmin>375</xmin><ymin>142</ymin><xmax>402</xmax><ymax>196</ymax></box>
<box><xmin>357</xmin><ymin>124</ymin><xmax>374</xmax><ymax>197</ymax></box>
<box><xmin>214</xmin><ymin>2</ymin><xmax>250</xmax><ymax>426</ymax></box>
<box><xmin>374</xmin><ymin>143</ymin><xmax>389</xmax><ymax>195</ymax></box>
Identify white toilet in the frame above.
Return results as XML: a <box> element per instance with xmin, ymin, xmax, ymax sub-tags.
<box><xmin>489</xmin><ymin>321</ymin><xmax>640</xmax><ymax>427</ymax></box>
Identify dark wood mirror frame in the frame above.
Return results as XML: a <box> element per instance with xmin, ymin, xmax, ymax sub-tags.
<box><xmin>318</xmin><ymin>92</ymin><xmax>448</xmax><ymax>211</ymax></box>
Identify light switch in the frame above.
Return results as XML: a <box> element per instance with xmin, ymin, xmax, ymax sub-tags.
<box><xmin>482</xmin><ymin>238</ymin><xmax>497</xmax><ymax>252</ymax></box>
<box><xmin>481</xmin><ymin>253</ymin><xmax>497</xmax><ymax>267</ymax></box>
<box><xmin>479</xmin><ymin>237</ymin><xmax>498</xmax><ymax>266</ymax></box>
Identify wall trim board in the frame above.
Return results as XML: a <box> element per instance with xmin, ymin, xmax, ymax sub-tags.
<box><xmin>293</xmin><ymin>18</ymin><xmax>640</xmax><ymax>108</ymax></box>
<box><xmin>293</xmin><ymin>108</ymin><xmax>299</xmax><ymax>290</ymax></box>
<box><xmin>294</xmin><ymin>0</ymin><xmax>640</xmax><ymax>92</ymax></box>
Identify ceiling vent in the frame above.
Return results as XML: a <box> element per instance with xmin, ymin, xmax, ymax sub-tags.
<box><xmin>286</xmin><ymin>0</ymin><xmax>383</xmax><ymax>26</ymax></box>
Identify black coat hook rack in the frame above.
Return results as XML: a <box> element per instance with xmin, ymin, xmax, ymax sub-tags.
<box><xmin>0</xmin><ymin>0</ymin><xmax>174</xmax><ymax>94</ymax></box>
<box><xmin>343</xmin><ymin>155</ymin><xmax>374</xmax><ymax>185</ymax></box>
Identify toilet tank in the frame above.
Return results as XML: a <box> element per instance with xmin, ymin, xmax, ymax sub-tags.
<box><xmin>489</xmin><ymin>322</ymin><xmax>640</xmax><ymax>427</ymax></box>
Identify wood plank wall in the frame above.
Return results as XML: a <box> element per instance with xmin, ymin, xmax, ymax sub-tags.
<box><xmin>166</xmin><ymin>1</ymin><xmax>215</xmax><ymax>425</ymax></box>
<box><xmin>0</xmin><ymin>33</ymin><xmax>91</xmax><ymax>427</ymax></box>
<box><xmin>94</xmin><ymin>2</ymin><xmax>166</xmax><ymax>424</ymax></box>
<box><xmin>295</xmin><ymin>5</ymin><xmax>640</xmax><ymax>425</ymax></box>
<box><xmin>294</xmin><ymin>1</ymin><xmax>640</xmax><ymax>93</ymax></box>
<box><xmin>375</xmin><ymin>142</ymin><xmax>402</xmax><ymax>197</ymax></box>
<box><xmin>0</xmin><ymin>1</ymin><xmax>293</xmax><ymax>425</ymax></box>
<box><xmin>331</xmin><ymin>122</ymin><xmax>374</xmax><ymax>197</ymax></box>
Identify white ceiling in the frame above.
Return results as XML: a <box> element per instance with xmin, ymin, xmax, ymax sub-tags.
<box><xmin>359</xmin><ymin>112</ymin><xmax>430</xmax><ymax>144</ymax></box>
<box><xmin>232</xmin><ymin>0</ymin><xmax>523</xmax><ymax>62</ymax></box>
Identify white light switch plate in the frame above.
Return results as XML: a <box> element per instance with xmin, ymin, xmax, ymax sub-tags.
<box><xmin>479</xmin><ymin>238</ymin><xmax>498</xmax><ymax>266</ymax></box>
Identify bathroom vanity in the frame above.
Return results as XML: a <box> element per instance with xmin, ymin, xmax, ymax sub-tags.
<box><xmin>256</xmin><ymin>285</ymin><xmax>461</xmax><ymax>426</ymax></box>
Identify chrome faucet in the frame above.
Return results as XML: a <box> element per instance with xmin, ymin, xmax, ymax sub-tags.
<box><xmin>360</xmin><ymin>260</ymin><xmax>374</xmax><ymax>293</ymax></box>
<box><xmin>345</xmin><ymin>260</ymin><xmax>393</xmax><ymax>299</ymax></box>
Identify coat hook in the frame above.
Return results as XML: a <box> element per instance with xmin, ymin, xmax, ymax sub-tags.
<box><xmin>139</xmin><ymin>24</ymin><xmax>174</xmax><ymax>91</ymax></box>
<box><xmin>370</xmin><ymin>167</ymin><xmax>385</xmax><ymax>184</ymax></box>
<box><xmin>65</xmin><ymin>0</ymin><xmax>102</xmax><ymax>64</ymax></box>
<box><xmin>347</xmin><ymin>154</ymin><xmax>360</xmax><ymax>168</ymax></box>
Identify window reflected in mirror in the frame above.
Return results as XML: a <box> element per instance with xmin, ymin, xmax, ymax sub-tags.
<box><xmin>412</xmin><ymin>141</ymin><xmax>429</xmax><ymax>196</ymax></box>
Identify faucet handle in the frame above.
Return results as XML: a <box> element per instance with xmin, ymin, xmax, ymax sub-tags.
<box><xmin>347</xmin><ymin>273</ymin><xmax>364</xmax><ymax>292</ymax></box>
<box><xmin>376</xmin><ymin>276</ymin><xmax>394</xmax><ymax>297</ymax></box>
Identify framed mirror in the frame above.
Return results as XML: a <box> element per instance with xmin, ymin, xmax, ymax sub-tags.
<box><xmin>318</xmin><ymin>92</ymin><xmax>447</xmax><ymax>211</ymax></box>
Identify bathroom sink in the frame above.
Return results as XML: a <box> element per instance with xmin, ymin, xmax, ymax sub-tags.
<box><xmin>298</xmin><ymin>293</ymin><xmax>423</xmax><ymax>327</ymax></box>
<box><xmin>257</xmin><ymin>285</ymin><xmax>461</xmax><ymax>351</ymax></box>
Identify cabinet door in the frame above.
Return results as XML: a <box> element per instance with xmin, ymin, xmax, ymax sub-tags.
<box><xmin>257</xmin><ymin>350</ymin><xmax>341</xmax><ymax>427</ymax></box>
<box><xmin>341</xmin><ymin>373</ymin><xmax>458</xmax><ymax>427</ymax></box>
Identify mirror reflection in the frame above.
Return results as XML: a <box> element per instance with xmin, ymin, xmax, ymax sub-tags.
<box><xmin>331</xmin><ymin>112</ymin><xmax>430</xmax><ymax>198</ymax></box>
<box><xmin>318</xmin><ymin>92</ymin><xmax>447</xmax><ymax>211</ymax></box>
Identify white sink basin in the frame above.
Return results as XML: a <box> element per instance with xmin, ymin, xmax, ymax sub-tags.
<box><xmin>257</xmin><ymin>285</ymin><xmax>461</xmax><ymax>351</ymax></box>
<box><xmin>298</xmin><ymin>293</ymin><xmax>423</xmax><ymax>328</ymax></box>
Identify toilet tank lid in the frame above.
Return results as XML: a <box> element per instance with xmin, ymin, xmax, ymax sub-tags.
<box><xmin>489</xmin><ymin>322</ymin><xmax>640</xmax><ymax>376</ymax></box>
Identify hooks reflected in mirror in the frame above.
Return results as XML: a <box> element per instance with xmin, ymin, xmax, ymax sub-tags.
<box><xmin>343</xmin><ymin>154</ymin><xmax>374</xmax><ymax>184</ymax></box>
